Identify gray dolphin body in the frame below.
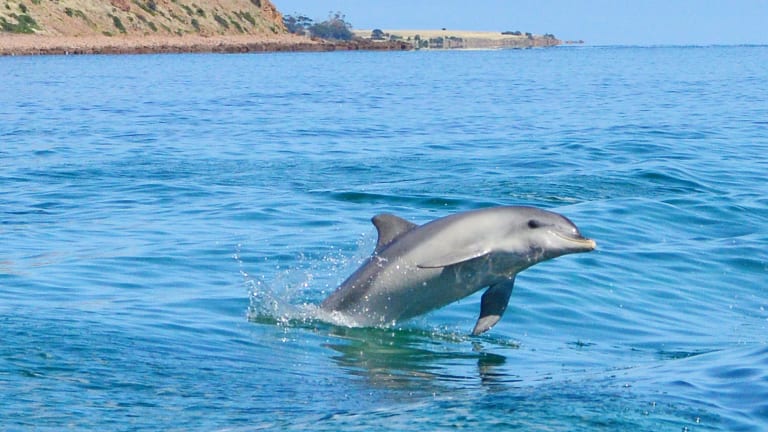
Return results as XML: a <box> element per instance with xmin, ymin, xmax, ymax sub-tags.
<box><xmin>320</xmin><ymin>206</ymin><xmax>596</xmax><ymax>335</ymax></box>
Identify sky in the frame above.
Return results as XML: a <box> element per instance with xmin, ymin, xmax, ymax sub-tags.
<box><xmin>274</xmin><ymin>0</ymin><xmax>768</xmax><ymax>46</ymax></box>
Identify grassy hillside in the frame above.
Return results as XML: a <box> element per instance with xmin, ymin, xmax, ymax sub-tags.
<box><xmin>0</xmin><ymin>0</ymin><xmax>285</xmax><ymax>36</ymax></box>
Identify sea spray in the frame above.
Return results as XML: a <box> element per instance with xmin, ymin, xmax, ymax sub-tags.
<box><xmin>236</xmin><ymin>233</ymin><xmax>375</xmax><ymax>326</ymax></box>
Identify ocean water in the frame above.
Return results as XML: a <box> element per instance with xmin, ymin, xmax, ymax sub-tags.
<box><xmin>1</xmin><ymin>45</ymin><xmax>767</xmax><ymax>431</ymax></box>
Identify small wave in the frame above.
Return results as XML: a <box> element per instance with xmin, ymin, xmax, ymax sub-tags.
<box><xmin>237</xmin><ymin>236</ymin><xmax>377</xmax><ymax>330</ymax></box>
<box><xmin>615</xmin><ymin>344</ymin><xmax>768</xmax><ymax>431</ymax></box>
<box><xmin>311</xmin><ymin>189</ymin><xmax>472</xmax><ymax>209</ymax></box>
<box><xmin>246</xmin><ymin>287</ymin><xmax>369</xmax><ymax>331</ymax></box>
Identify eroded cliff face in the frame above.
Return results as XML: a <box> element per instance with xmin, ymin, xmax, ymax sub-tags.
<box><xmin>0</xmin><ymin>0</ymin><xmax>286</xmax><ymax>36</ymax></box>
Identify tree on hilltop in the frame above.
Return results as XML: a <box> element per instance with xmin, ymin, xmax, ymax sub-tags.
<box><xmin>283</xmin><ymin>14</ymin><xmax>313</xmax><ymax>35</ymax></box>
<box><xmin>308</xmin><ymin>12</ymin><xmax>353</xmax><ymax>41</ymax></box>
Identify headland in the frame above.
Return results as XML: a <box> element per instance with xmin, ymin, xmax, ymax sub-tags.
<box><xmin>0</xmin><ymin>0</ymin><xmax>560</xmax><ymax>55</ymax></box>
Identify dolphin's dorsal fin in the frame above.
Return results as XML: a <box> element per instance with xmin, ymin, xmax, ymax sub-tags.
<box><xmin>372</xmin><ymin>213</ymin><xmax>418</xmax><ymax>254</ymax></box>
<box><xmin>472</xmin><ymin>276</ymin><xmax>515</xmax><ymax>335</ymax></box>
<box><xmin>416</xmin><ymin>248</ymin><xmax>491</xmax><ymax>269</ymax></box>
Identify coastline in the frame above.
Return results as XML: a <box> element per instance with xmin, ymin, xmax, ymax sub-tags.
<box><xmin>353</xmin><ymin>29</ymin><xmax>561</xmax><ymax>49</ymax></box>
<box><xmin>0</xmin><ymin>34</ymin><xmax>412</xmax><ymax>56</ymax></box>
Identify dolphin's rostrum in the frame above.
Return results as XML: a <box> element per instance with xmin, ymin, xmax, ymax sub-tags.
<box><xmin>320</xmin><ymin>206</ymin><xmax>596</xmax><ymax>335</ymax></box>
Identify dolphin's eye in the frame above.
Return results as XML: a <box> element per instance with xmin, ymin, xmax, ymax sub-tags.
<box><xmin>527</xmin><ymin>219</ymin><xmax>541</xmax><ymax>229</ymax></box>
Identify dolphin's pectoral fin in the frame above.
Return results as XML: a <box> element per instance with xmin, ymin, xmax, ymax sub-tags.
<box><xmin>472</xmin><ymin>277</ymin><xmax>516</xmax><ymax>335</ymax></box>
<box><xmin>372</xmin><ymin>214</ymin><xmax>419</xmax><ymax>254</ymax></box>
<box><xmin>416</xmin><ymin>248</ymin><xmax>490</xmax><ymax>269</ymax></box>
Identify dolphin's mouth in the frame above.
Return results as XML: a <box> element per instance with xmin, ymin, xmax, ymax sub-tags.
<box><xmin>553</xmin><ymin>231</ymin><xmax>597</xmax><ymax>250</ymax></box>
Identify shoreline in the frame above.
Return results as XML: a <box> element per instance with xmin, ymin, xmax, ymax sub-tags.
<box><xmin>353</xmin><ymin>29</ymin><xmax>561</xmax><ymax>49</ymax></box>
<box><xmin>0</xmin><ymin>34</ymin><xmax>412</xmax><ymax>56</ymax></box>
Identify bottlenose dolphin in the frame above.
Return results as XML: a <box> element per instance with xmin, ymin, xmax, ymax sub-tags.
<box><xmin>320</xmin><ymin>206</ymin><xmax>596</xmax><ymax>335</ymax></box>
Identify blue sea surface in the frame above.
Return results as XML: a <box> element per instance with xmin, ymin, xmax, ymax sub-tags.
<box><xmin>1</xmin><ymin>46</ymin><xmax>767</xmax><ymax>431</ymax></box>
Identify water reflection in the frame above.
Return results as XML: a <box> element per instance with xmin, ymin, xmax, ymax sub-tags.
<box><xmin>322</xmin><ymin>326</ymin><xmax>521</xmax><ymax>390</ymax></box>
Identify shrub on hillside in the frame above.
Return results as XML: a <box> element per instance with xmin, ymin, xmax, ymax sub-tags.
<box><xmin>0</xmin><ymin>13</ymin><xmax>39</xmax><ymax>33</ymax></box>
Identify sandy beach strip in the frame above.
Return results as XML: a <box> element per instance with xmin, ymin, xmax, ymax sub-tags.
<box><xmin>0</xmin><ymin>33</ymin><xmax>406</xmax><ymax>56</ymax></box>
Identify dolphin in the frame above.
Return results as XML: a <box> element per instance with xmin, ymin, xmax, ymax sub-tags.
<box><xmin>320</xmin><ymin>206</ymin><xmax>596</xmax><ymax>335</ymax></box>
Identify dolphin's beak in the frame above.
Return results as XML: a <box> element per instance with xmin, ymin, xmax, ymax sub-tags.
<box><xmin>582</xmin><ymin>238</ymin><xmax>597</xmax><ymax>250</ymax></box>
<box><xmin>554</xmin><ymin>231</ymin><xmax>597</xmax><ymax>251</ymax></box>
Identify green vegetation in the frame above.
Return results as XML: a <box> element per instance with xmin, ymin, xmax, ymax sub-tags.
<box><xmin>136</xmin><ymin>14</ymin><xmax>158</xmax><ymax>32</ymax></box>
<box><xmin>429</xmin><ymin>36</ymin><xmax>444</xmax><ymax>48</ymax></box>
<box><xmin>169</xmin><ymin>10</ymin><xmax>185</xmax><ymax>24</ymax></box>
<box><xmin>0</xmin><ymin>0</ymin><xmax>280</xmax><ymax>37</ymax></box>
<box><xmin>0</xmin><ymin>12</ymin><xmax>38</xmax><ymax>33</ymax></box>
<box><xmin>284</xmin><ymin>11</ymin><xmax>353</xmax><ymax>40</ymax></box>
<box><xmin>413</xmin><ymin>34</ymin><xmax>426</xmax><ymax>49</ymax></box>
<box><xmin>229</xmin><ymin>16</ymin><xmax>243</xmax><ymax>33</ymax></box>
<box><xmin>235</xmin><ymin>10</ymin><xmax>256</xmax><ymax>26</ymax></box>
<box><xmin>213</xmin><ymin>13</ymin><xmax>228</xmax><ymax>29</ymax></box>
<box><xmin>283</xmin><ymin>14</ymin><xmax>312</xmax><ymax>35</ymax></box>
<box><xmin>309</xmin><ymin>12</ymin><xmax>353</xmax><ymax>40</ymax></box>
<box><xmin>133</xmin><ymin>0</ymin><xmax>156</xmax><ymax>16</ymax></box>
<box><xmin>370</xmin><ymin>29</ymin><xmax>404</xmax><ymax>42</ymax></box>
<box><xmin>109</xmin><ymin>15</ymin><xmax>126</xmax><ymax>33</ymax></box>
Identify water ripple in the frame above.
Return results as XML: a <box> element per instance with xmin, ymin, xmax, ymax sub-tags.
<box><xmin>1</xmin><ymin>46</ymin><xmax>767</xmax><ymax>431</ymax></box>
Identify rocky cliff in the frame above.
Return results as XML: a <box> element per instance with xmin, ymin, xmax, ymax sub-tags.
<box><xmin>0</xmin><ymin>0</ymin><xmax>286</xmax><ymax>36</ymax></box>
